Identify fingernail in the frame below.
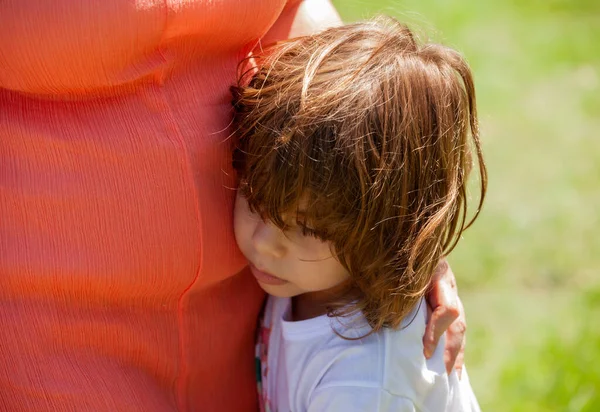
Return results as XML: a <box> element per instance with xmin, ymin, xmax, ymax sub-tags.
<box><xmin>424</xmin><ymin>345</ymin><xmax>433</xmax><ymax>358</ymax></box>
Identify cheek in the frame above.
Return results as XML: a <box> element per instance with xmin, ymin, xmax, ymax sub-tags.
<box><xmin>233</xmin><ymin>199</ymin><xmax>253</xmax><ymax>251</ymax></box>
<box><xmin>295</xmin><ymin>257</ymin><xmax>350</xmax><ymax>291</ymax></box>
<box><xmin>293</xmin><ymin>241</ymin><xmax>349</xmax><ymax>284</ymax></box>
<box><xmin>324</xmin><ymin>259</ymin><xmax>351</xmax><ymax>285</ymax></box>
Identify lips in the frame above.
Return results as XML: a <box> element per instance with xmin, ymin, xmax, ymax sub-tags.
<box><xmin>249</xmin><ymin>264</ymin><xmax>288</xmax><ymax>286</ymax></box>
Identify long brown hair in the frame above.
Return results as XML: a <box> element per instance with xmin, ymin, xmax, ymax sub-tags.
<box><xmin>231</xmin><ymin>16</ymin><xmax>487</xmax><ymax>332</ymax></box>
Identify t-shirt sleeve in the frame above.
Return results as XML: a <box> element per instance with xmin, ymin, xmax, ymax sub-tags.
<box><xmin>308</xmin><ymin>386</ymin><xmax>416</xmax><ymax>412</ymax></box>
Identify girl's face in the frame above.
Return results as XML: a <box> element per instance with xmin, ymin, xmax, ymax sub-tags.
<box><xmin>233</xmin><ymin>191</ymin><xmax>350</xmax><ymax>298</ymax></box>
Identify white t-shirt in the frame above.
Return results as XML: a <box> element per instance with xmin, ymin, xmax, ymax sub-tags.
<box><xmin>256</xmin><ymin>296</ymin><xmax>481</xmax><ymax>412</ymax></box>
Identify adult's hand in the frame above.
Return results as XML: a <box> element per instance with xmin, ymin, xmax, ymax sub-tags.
<box><xmin>423</xmin><ymin>260</ymin><xmax>466</xmax><ymax>377</ymax></box>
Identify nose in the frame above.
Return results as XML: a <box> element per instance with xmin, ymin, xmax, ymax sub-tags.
<box><xmin>252</xmin><ymin>220</ymin><xmax>286</xmax><ymax>259</ymax></box>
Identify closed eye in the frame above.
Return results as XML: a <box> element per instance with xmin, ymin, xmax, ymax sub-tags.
<box><xmin>296</xmin><ymin>221</ymin><xmax>328</xmax><ymax>241</ymax></box>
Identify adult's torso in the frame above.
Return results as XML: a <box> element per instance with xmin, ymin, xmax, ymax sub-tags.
<box><xmin>0</xmin><ymin>1</ymin><xmax>289</xmax><ymax>410</ymax></box>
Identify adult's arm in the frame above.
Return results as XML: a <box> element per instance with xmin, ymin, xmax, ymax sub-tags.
<box><xmin>260</xmin><ymin>0</ymin><xmax>342</xmax><ymax>45</ymax></box>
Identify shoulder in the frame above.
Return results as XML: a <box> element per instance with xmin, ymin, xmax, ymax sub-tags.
<box><xmin>310</xmin><ymin>300</ymin><xmax>458</xmax><ymax>411</ymax></box>
<box><xmin>301</xmin><ymin>306</ymin><xmax>423</xmax><ymax>410</ymax></box>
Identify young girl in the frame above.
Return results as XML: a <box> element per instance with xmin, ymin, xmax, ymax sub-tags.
<box><xmin>231</xmin><ymin>17</ymin><xmax>486</xmax><ymax>412</ymax></box>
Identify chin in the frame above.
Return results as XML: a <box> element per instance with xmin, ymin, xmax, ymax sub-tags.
<box><xmin>258</xmin><ymin>282</ymin><xmax>299</xmax><ymax>298</ymax></box>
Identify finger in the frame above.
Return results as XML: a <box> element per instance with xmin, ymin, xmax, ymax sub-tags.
<box><xmin>423</xmin><ymin>259</ymin><xmax>460</xmax><ymax>358</ymax></box>
<box><xmin>423</xmin><ymin>302</ymin><xmax>459</xmax><ymax>358</ymax></box>
<box><xmin>454</xmin><ymin>342</ymin><xmax>465</xmax><ymax>379</ymax></box>
<box><xmin>443</xmin><ymin>296</ymin><xmax>467</xmax><ymax>373</ymax></box>
<box><xmin>443</xmin><ymin>316</ymin><xmax>466</xmax><ymax>374</ymax></box>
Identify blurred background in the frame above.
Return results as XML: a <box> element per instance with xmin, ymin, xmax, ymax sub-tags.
<box><xmin>331</xmin><ymin>0</ymin><xmax>600</xmax><ymax>411</ymax></box>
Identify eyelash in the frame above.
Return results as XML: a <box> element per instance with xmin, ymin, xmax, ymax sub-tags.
<box><xmin>297</xmin><ymin>223</ymin><xmax>327</xmax><ymax>241</ymax></box>
<box><xmin>300</xmin><ymin>226</ymin><xmax>318</xmax><ymax>237</ymax></box>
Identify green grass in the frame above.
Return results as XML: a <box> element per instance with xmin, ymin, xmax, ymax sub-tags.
<box><xmin>332</xmin><ymin>1</ymin><xmax>600</xmax><ymax>410</ymax></box>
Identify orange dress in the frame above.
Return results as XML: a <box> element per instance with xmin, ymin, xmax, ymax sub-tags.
<box><xmin>0</xmin><ymin>1</ymin><xmax>300</xmax><ymax>410</ymax></box>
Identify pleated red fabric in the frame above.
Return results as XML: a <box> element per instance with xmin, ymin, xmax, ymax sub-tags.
<box><xmin>0</xmin><ymin>1</ymin><xmax>300</xmax><ymax>410</ymax></box>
